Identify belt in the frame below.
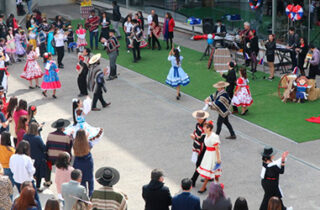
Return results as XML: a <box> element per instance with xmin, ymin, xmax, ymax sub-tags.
<box><xmin>206</xmin><ymin>146</ymin><xmax>216</xmax><ymax>151</ymax></box>
<box><xmin>265</xmin><ymin>177</ymin><xmax>277</xmax><ymax>181</ymax></box>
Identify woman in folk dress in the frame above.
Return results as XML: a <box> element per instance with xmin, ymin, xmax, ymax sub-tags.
<box><xmin>15</xmin><ymin>29</ymin><xmax>26</xmax><ymax>58</ymax></box>
<box><xmin>197</xmin><ymin>120</ymin><xmax>221</xmax><ymax>194</ymax></box>
<box><xmin>76</xmin><ymin>24</ymin><xmax>87</xmax><ymax>53</ymax></box>
<box><xmin>6</xmin><ymin>27</ymin><xmax>17</xmax><ymax>63</ymax></box>
<box><xmin>20</xmin><ymin>45</ymin><xmax>43</xmax><ymax>89</ymax></box>
<box><xmin>41</xmin><ymin>52</ymin><xmax>61</xmax><ymax>98</ymax></box>
<box><xmin>231</xmin><ymin>68</ymin><xmax>253</xmax><ymax>115</ymax></box>
<box><xmin>165</xmin><ymin>47</ymin><xmax>190</xmax><ymax>100</ymax></box>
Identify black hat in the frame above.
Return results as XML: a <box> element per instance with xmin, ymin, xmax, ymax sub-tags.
<box><xmin>229</xmin><ymin>61</ymin><xmax>235</xmax><ymax>68</ymax></box>
<box><xmin>109</xmin><ymin>29</ymin><xmax>116</xmax><ymax>33</ymax></box>
<box><xmin>261</xmin><ymin>146</ymin><xmax>277</xmax><ymax>157</ymax></box>
<box><xmin>51</xmin><ymin>118</ymin><xmax>70</xmax><ymax>129</ymax></box>
<box><xmin>95</xmin><ymin>167</ymin><xmax>120</xmax><ymax>187</ymax></box>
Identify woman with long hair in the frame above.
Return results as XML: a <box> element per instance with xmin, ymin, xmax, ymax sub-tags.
<box><xmin>267</xmin><ymin>197</ymin><xmax>282</xmax><ymax>210</ymax></box>
<box><xmin>137</xmin><ymin>11</ymin><xmax>144</xmax><ymax>30</ymax></box>
<box><xmin>47</xmin><ymin>26</ymin><xmax>55</xmax><ymax>55</ymax></box>
<box><xmin>124</xmin><ymin>15</ymin><xmax>133</xmax><ymax>52</ymax></box>
<box><xmin>13</xmin><ymin>99</ymin><xmax>28</xmax><ymax>127</ymax></box>
<box><xmin>12</xmin><ymin>186</ymin><xmax>40</xmax><ymax>210</ymax></box>
<box><xmin>76</xmin><ymin>24</ymin><xmax>87</xmax><ymax>53</ymax></box>
<box><xmin>234</xmin><ymin>197</ymin><xmax>249</xmax><ymax>210</ymax></box>
<box><xmin>64</xmin><ymin>97</ymin><xmax>103</xmax><ymax>145</ymax></box>
<box><xmin>151</xmin><ymin>14</ymin><xmax>161</xmax><ymax>50</ymax></box>
<box><xmin>197</xmin><ymin>121</ymin><xmax>221</xmax><ymax>193</ymax></box>
<box><xmin>41</xmin><ymin>52</ymin><xmax>61</xmax><ymax>98</ymax></box>
<box><xmin>55</xmin><ymin>152</ymin><xmax>74</xmax><ymax>200</ymax></box>
<box><xmin>7</xmin><ymin>97</ymin><xmax>18</xmax><ymax>144</ymax></box>
<box><xmin>54</xmin><ymin>15</ymin><xmax>64</xmax><ymax>30</ymax></box>
<box><xmin>20</xmin><ymin>45</ymin><xmax>43</xmax><ymax>89</ymax></box>
<box><xmin>202</xmin><ymin>183</ymin><xmax>232</xmax><ymax>210</ymax></box>
<box><xmin>163</xmin><ymin>12</ymin><xmax>175</xmax><ymax>50</ymax></box>
<box><xmin>100</xmin><ymin>12</ymin><xmax>110</xmax><ymax>41</ymax></box>
<box><xmin>265</xmin><ymin>34</ymin><xmax>276</xmax><ymax>80</ymax></box>
<box><xmin>28</xmin><ymin>105</ymin><xmax>43</xmax><ymax>135</ymax></box>
<box><xmin>165</xmin><ymin>47</ymin><xmax>190</xmax><ymax>100</ymax></box>
<box><xmin>23</xmin><ymin>122</ymin><xmax>46</xmax><ymax>192</ymax></box>
<box><xmin>231</xmin><ymin>68</ymin><xmax>253</xmax><ymax>115</ymax></box>
<box><xmin>73</xmin><ymin>129</ymin><xmax>94</xmax><ymax>197</ymax></box>
<box><xmin>16</xmin><ymin>115</ymin><xmax>28</xmax><ymax>145</ymax></box>
<box><xmin>0</xmin><ymin>131</ymin><xmax>15</xmax><ymax>187</ymax></box>
<box><xmin>295</xmin><ymin>37</ymin><xmax>309</xmax><ymax>76</ymax></box>
<box><xmin>44</xmin><ymin>199</ymin><xmax>60</xmax><ymax>210</ymax></box>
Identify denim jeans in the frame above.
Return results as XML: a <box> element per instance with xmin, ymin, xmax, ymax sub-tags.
<box><xmin>27</xmin><ymin>0</ymin><xmax>32</xmax><ymax>14</ymax></box>
<box><xmin>89</xmin><ymin>31</ymin><xmax>99</xmax><ymax>49</ymax></box>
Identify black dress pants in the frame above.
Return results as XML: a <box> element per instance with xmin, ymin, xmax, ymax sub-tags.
<box><xmin>290</xmin><ymin>51</ymin><xmax>297</xmax><ymax>70</ymax></box>
<box><xmin>77</xmin><ymin>68</ymin><xmax>88</xmax><ymax>95</ymax></box>
<box><xmin>152</xmin><ymin>35</ymin><xmax>161</xmax><ymax>49</ymax></box>
<box><xmin>92</xmin><ymin>88</ymin><xmax>107</xmax><ymax>108</ymax></box>
<box><xmin>227</xmin><ymin>87</ymin><xmax>238</xmax><ymax>112</ymax></box>
<box><xmin>132</xmin><ymin>40</ymin><xmax>141</xmax><ymax>62</ymax></box>
<box><xmin>56</xmin><ymin>46</ymin><xmax>64</xmax><ymax>66</ymax></box>
<box><xmin>308</xmin><ymin>65</ymin><xmax>319</xmax><ymax>79</ymax></box>
<box><xmin>260</xmin><ymin>179</ymin><xmax>287</xmax><ymax>210</ymax></box>
<box><xmin>216</xmin><ymin>115</ymin><xmax>235</xmax><ymax>136</ymax></box>
<box><xmin>191</xmin><ymin>148</ymin><xmax>206</xmax><ymax>185</ymax></box>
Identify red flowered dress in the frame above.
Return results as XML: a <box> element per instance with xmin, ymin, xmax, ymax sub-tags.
<box><xmin>76</xmin><ymin>29</ymin><xmax>87</xmax><ymax>47</ymax></box>
<box><xmin>20</xmin><ymin>51</ymin><xmax>43</xmax><ymax>80</ymax></box>
<box><xmin>231</xmin><ymin>77</ymin><xmax>253</xmax><ymax>107</ymax></box>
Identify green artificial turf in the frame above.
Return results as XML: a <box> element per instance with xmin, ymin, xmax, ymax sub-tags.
<box><xmin>72</xmin><ymin>19</ymin><xmax>320</xmax><ymax>143</ymax></box>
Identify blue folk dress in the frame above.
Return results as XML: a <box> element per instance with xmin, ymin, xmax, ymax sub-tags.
<box><xmin>165</xmin><ymin>55</ymin><xmax>190</xmax><ymax>87</ymax></box>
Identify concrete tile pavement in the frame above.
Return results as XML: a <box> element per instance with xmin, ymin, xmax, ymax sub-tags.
<box><xmin>6</xmin><ymin>3</ymin><xmax>319</xmax><ymax>209</ymax></box>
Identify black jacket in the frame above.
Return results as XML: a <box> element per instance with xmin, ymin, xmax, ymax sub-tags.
<box><xmin>249</xmin><ymin>36</ymin><xmax>259</xmax><ymax>55</ymax></box>
<box><xmin>0</xmin><ymin>23</ymin><xmax>7</xmax><ymax>40</ymax></box>
<box><xmin>213</xmin><ymin>25</ymin><xmax>226</xmax><ymax>34</ymax></box>
<box><xmin>142</xmin><ymin>180</ymin><xmax>172</xmax><ymax>210</ymax></box>
<box><xmin>112</xmin><ymin>5</ymin><xmax>121</xmax><ymax>21</ymax></box>
<box><xmin>265</xmin><ymin>40</ymin><xmax>276</xmax><ymax>56</ymax></box>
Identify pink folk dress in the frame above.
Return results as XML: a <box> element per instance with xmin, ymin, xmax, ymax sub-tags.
<box><xmin>20</xmin><ymin>51</ymin><xmax>43</xmax><ymax>80</ymax></box>
<box><xmin>76</xmin><ymin>29</ymin><xmax>88</xmax><ymax>47</ymax></box>
<box><xmin>231</xmin><ymin>77</ymin><xmax>253</xmax><ymax>107</ymax></box>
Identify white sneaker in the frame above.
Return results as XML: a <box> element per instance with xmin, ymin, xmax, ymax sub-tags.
<box><xmin>127</xmin><ymin>50</ymin><xmax>130</xmax><ymax>53</ymax></box>
<box><xmin>287</xmin><ymin>206</ymin><xmax>293</xmax><ymax>210</ymax></box>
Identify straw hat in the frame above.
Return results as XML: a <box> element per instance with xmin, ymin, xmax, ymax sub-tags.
<box><xmin>213</xmin><ymin>81</ymin><xmax>229</xmax><ymax>88</ymax></box>
<box><xmin>192</xmin><ymin>110</ymin><xmax>209</xmax><ymax>119</ymax></box>
<box><xmin>89</xmin><ymin>53</ymin><xmax>101</xmax><ymax>65</ymax></box>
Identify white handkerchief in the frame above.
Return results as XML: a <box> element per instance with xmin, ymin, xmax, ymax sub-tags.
<box><xmin>191</xmin><ymin>152</ymin><xmax>198</xmax><ymax>164</ymax></box>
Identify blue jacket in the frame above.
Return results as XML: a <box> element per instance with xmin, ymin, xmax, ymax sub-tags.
<box><xmin>172</xmin><ymin>192</ymin><xmax>201</xmax><ymax>210</ymax></box>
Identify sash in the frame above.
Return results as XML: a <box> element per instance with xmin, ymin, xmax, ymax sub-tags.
<box><xmin>173</xmin><ymin>66</ymin><xmax>179</xmax><ymax>77</ymax></box>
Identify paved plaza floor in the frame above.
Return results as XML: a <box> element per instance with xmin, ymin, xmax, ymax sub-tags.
<box><xmin>8</xmin><ymin>4</ymin><xmax>320</xmax><ymax>209</ymax></box>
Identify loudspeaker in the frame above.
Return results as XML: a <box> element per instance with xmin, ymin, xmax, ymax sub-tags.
<box><xmin>202</xmin><ymin>18</ymin><xmax>214</xmax><ymax>34</ymax></box>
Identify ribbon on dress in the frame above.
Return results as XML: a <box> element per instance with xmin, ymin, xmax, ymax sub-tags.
<box><xmin>173</xmin><ymin>66</ymin><xmax>179</xmax><ymax>77</ymax></box>
<box><xmin>0</xmin><ymin>68</ymin><xmax>9</xmax><ymax>76</ymax></box>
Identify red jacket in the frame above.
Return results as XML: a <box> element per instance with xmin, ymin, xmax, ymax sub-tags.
<box><xmin>163</xmin><ymin>18</ymin><xmax>175</xmax><ymax>34</ymax></box>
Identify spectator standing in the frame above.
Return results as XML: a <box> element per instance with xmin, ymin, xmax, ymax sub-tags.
<box><xmin>131</xmin><ymin>19</ymin><xmax>143</xmax><ymax>63</ymax></box>
<box><xmin>137</xmin><ymin>11</ymin><xmax>144</xmax><ymax>30</ymax></box>
<box><xmin>112</xmin><ymin>1</ymin><xmax>122</xmax><ymax>38</ymax></box>
<box><xmin>286</xmin><ymin>27</ymin><xmax>299</xmax><ymax>70</ymax></box>
<box><xmin>45</xmin><ymin>118</ymin><xmax>73</xmax><ymax>187</ymax></box>
<box><xmin>0</xmin><ymin>163</ymin><xmax>13</xmax><ymax>209</ymax></box>
<box><xmin>0</xmin><ymin>14</ymin><xmax>7</xmax><ymax>40</ymax></box>
<box><xmin>26</xmin><ymin>0</ymin><xmax>33</xmax><ymax>14</ymax></box>
<box><xmin>23</xmin><ymin>122</ymin><xmax>47</xmax><ymax>192</ymax></box>
<box><xmin>151</xmin><ymin>14</ymin><xmax>161</xmax><ymax>50</ymax></box>
<box><xmin>295</xmin><ymin>37</ymin><xmax>308</xmax><ymax>76</ymax></box>
<box><xmin>259</xmin><ymin>147</ymin><xmax>289</xmax><ymax>210</ymax></box>
<box><xmin>100</xmin><ymin>12</ymin><xmax>110</xmax><ymax>41</ymax></box>
<box><xmin>124</xmin><ymin>16</ymin><xmax>133</xmax><ymax>53</ymax></box>
<box><xmin>308</xmin><ymin>44</ymin><xmax>320</xmax><ymax>79</ymax></box>
<box><xmin>47</xmin><ymin>27</ymin><xmax>55</xmax><ymax>55</ymax></box>
<box><xmin>16</xmin><ymin>115</ymin><xmax>28</xmax><ymax>145</ymax></box>
<box><xmin>172</xmin><ymin>178</ymin><xmax>201</xmax><ymax>210</ymax></box>
<box><xmin>28</xmin><ymin>105</ymin><xmax>43</xmax><ymax>135</ymax></box>
<box><xmin>44</xmin><ymin>199</ymin><xmax>60</xmax><ymax>210</ymax></box>
<box><xmin>73</xmin><ymin>129</ymin><xmax>94</xmax><ymax>197</ymax></box>
<box><xmin>85</xmin><ymin>10</ymin><xmax>100</xmax><ymax>50</ymax></box>
<box><xmin>55</xmin><ymin>152</ymin><xmax>74</xmax><ymax>201</ymax></box>
<box><xmin>202</xmin><ymin>183</ymin><xmax>232</xmax><ymax>210</ymax></box>
<box><xmin>147</xmin><ymin>10</ymin><xmax>155</xmax><ymax>48</ymax></box>
<box><xmin>190</xmin><ymin>110</ymin><xmax>208</xmax><ymax>187</ymax></box>
<box><xmin>61</xmin><ymin>169</ymin><xmax>90</xmax><ymax>210</ymax></box>
<box><xmin>101</xmin><ymin>29</ymin><xmax>120</xmax><ymax>81</ymax></box>
<box><xmin>54</xmin><ymin>16</ymin><xmax>64</xmax><ymax>30</ymax></box>
<box><xmin>38</xmin><ymin>27</ymin><xmax>47</xmax><ymax>57</ymax></box>
<box><xmin>265</xmin><ymin>34</ymin><xmax>276</xmax><ymax>80</ymax></box>
<box><xmin>163</xmin><ymin>13</ymin><xmax>175</xmax><ymax>50</ymax></box>
<box><xmin>234</xmin><ymin>197</ymin><xmax>249</xmax><ymax>210</ymax></box>
<box><xmin>91</xmin><ymin>166</ymin><xmax>128</xmax><ymax>209</ymax></box>
<box><xmin>6</xmin><ymin>97</ymin><xmax>18</xmax><ymax>144</ymax></box>
<box><xmin>0</xmin><ymin>100</ymin><xmax>10</xmax><ymax>134</ymax></box>
<box><xmin>6</xmin><ymin>14</ymin><xmax>19</xmax><ymax>30</ymax></box>
<box><xmin>67</xmin><ymin>25</ymin><xmax>75</xmax><ymax>53</ymax></box>
<box><xmin>13</xmin><ymin>99</ymin><xmax>28</xmax><ymax>133</ymax></box>
<box><xmin>12</xmin><ymin>186</ymin><xmax>41</xmax><ymax>210</ymax></box>
<box><xmin>142</xmin><ymin>169</ymin><xmax>172</xmax><ymax>210</ymax></box>
<box><xmin>54</xmin><ymin>28</ymin><xmax>67</xmax><ymax>69</ymax></box>
<box><xmin>0</xmin><ymin>131</ymin><xmax>15</xmax><ymax>186</ymax></box>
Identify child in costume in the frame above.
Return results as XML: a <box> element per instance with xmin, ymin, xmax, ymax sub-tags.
<box><xmin>76</xmin><ymin>24</ymin><xmax>87</xmax><ymax>52</ymax></box>
<box><xmin>231</xmin><ymin>68</ymin><xmax>253</xmax><ymax>115</ymax></box>
<box><xmin>64</xmin><ymin>97</ymin><xmax>104</xmax><ymax>145</ymax></box>
<box><xmin>0</xmin><ymin>51</ymin><xmax>9</xmax><ymax>94</ymax></box>
<box><xmin>67</xmin><ymin>25</ymin><xmax>75</xmax><ymax>53</ymax></box>
<box><xmin>20</xmin><ymin>45</ymin><xmax>43</xmax><ymax>89</ymax></box>
<box><xmin>165</xmin><ymin>46</ymin><xmax>190</xmax><ymax>100</ymax></box>
<box><xmin>6</xmin><ymin>27</ymin><xmax>17</xmax><ymax>63</ymax></box>
<box><xmin>15</xmin><ymin>29</ymin><xmax>26</xmax><ymax>58</ymax></box>
<box><xmin>41</xmin><ymin>52</ymin><xmax>61</xmax><ymax>98</ymax></box>
<box><xmin>28</xmin><ymin>27</ymin><xmax>37</xmax><ymax>50</ymax></box>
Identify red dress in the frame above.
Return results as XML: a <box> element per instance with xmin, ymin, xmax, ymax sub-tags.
<box><xmin>231</xmin><ymin>77</ymin><xmax>253</xmax><ymax>107</ymax></box>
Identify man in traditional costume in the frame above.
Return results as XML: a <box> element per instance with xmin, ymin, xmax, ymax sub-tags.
<box><xmin>76</xmin><ymin>48</ymin><xmax>91</xmax><ymax>97</ymax></box>
<box><xmin>205</xmin><ymin>81</ymin><xmax>236</xmax><ymax>140</ymax></box>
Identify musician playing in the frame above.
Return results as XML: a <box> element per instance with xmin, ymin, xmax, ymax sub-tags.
<box><xmin>213</xmin><ymin>19</ymin><xmax>227</xmax><ymax>47</ymax></box>
<box><xmin>295</xmin><ymin>37</ymin><xmax>308</xmax><ymax>76</ymax></box>
<box><xmin>286</xmin><ymin>27</ymin><xmax>299</xmax><ymax>70</ymax></box>
<box><xmin>131</xmin><ymin>19</ymin><xmax>142</xmax><ymax>63</ymax></box>
<box><xmin>308</xmin><ymin>44</ymin><xmax>320</xmax><ymax>79</ymax></box>
<box><xmin>239</xmin><ymin>22</ymin><xmax>252</xmax><ymax>66</ymax></box>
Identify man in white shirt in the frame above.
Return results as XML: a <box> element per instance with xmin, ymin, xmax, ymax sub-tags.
<box><xmin>147</xmin><ymin>9</ymin><xmax>155</xmax><ymax>48</ymax></box>
<box><xmin>124</xmin><ymin>18</ymin><xmax>133</xmax><ymax>52</ymax></box>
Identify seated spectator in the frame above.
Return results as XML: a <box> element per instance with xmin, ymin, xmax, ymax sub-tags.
<box><xmin>46</xmin><ymin>119</ymin><xmax>73</xmax><ymax>187</ymax></box>
<box><xmin>73</xmin><ymin>129</ymin><xmax>94</xmax><ymax>197</ymax></box>
<box><xmin>61</xmin><ymin>169</ymin><xmax>89</xmax><ymax>210</ymax></box>
<box><xmin>16</xmin><ymin>115</ymin><xmax>28</xmax><ymax>145</ymax></box>
<box><xmin>202</xmin><ymin>183</ymin><xmax>232</xmax><ymax>210</ymax></box>
<box><xmin>23</xmin><ymin>122</ymin><xmax>47</xmax><ymax>192</ymax></box>
<box><xmin>172</xmin><ymin>178</ymin><xmax>201</xmax><ymax>210</ymax></box>
<box><xmin>142</xmin><ymin>168</ymin><xmax>172</xmax><ymax>210</ymax></box>
<box><xmin>91</xmin><ymin>166</ymin><xmax>128</xmax><ymax>209</ymax></box>
<box><xmin>0</xmin><ymin>131</ymin><xmax>15</xmax><ymax>186</ymax></box>
<box><xmin>0</xmin><ymin>163</ymin><xmax>13</xmax><ymax>209</ymax></box>
<box><xmin>267</xmin><ymin>196</ymin><xmax>282</xmax><ymax>210</ymax></box>
<box><xmin>12</xmin><ymin>186</ymin><xmax>41</xmax><ymax>210</ymax></box>
<box><xmin>55</xmin><ymin>152</ymin><xmax>74</xmax><ymax>201</ymax></box>
<box><xmin>44</xmin><ymin>198</ymin><xmax>60</xmax><ymax>210</ymax></box>
<box><xmin>234</xmin><ymin>197</ymin><xmax>249</xmax><ymax>210</ymax></box>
